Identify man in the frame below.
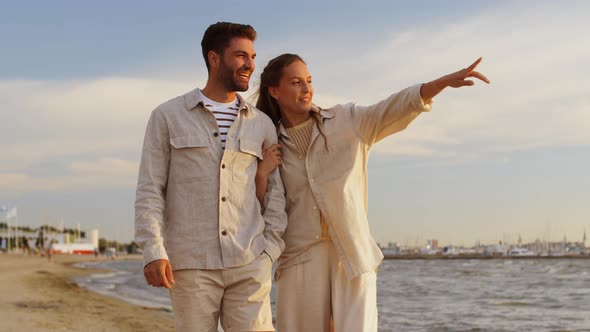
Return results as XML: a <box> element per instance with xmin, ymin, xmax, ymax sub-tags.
<box><xmin>135</xmin><ymin>22</ymin><xmax>287</xmax><ymax>332</ymax></box>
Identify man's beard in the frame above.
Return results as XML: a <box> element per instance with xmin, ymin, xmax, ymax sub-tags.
<box><xmin>218</xmin><ymin>61</ymin><xmax>249</xmax><ymax>92</ymax></box>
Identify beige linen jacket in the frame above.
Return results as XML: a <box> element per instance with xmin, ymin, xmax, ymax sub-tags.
<box><xmin>277</xmin><ymin>84</ymin><xmax>431</xmax><ymax>279</ymax></box>
<box><xmin>135</xmin><ymin>88</ymin><xmax>287</xmax><ymax>270</ymax></box>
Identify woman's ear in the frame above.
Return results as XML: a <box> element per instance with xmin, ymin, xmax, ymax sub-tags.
<box><xmin>269</xmin><ymin>86</ymin><xmax>279</xmax><ymax>100</ymax></box>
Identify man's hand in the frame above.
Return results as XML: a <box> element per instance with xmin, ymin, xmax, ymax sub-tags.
<box><xmin>144</xmin><ymin>259</ymin><xmax>175</xmax><ymax>289</ymax></box>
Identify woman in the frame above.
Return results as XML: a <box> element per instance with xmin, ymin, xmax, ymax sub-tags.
<box><xmin>254</xmin><ymin>54</ymin><xmax>489</xmax><ymax>331</ymax></box>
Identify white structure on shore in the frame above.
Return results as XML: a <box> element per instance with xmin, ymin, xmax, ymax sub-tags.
<box><xmin>48</xmin><ymin>225</ymin><xmax>99</xmax><ymax>255</ymax></box>
<box><xmin>1</xmin><ymin>219</ymin><xmax>99</xmax><ymax>255</ymax></box>
<box><xmin>0</xmin><ymin>205</ymin><xmax>18</xmax><ymax>251</ymax></box>
<box><xmin>89</xmin><ymin>229</ymin><xmax>99</xmax><ymax>250</ymax></box>
<box><xmin>51</xmin><ymin>242</ymin><xmax>96</xmax><ymax>254</ymax></box>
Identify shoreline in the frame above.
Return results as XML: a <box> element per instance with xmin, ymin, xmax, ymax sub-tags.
<box><xmin>0</xmin><ymin>253</ymin><xmax>174</xmax><ymax>332</ymax></box>
<box><xmin>383</xmin><ymin>254</ymin><xmax>590</xmax><ymax>260</ymax></box>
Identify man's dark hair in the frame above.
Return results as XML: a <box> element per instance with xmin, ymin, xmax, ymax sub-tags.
<box><xmin>201</xmin><ymin>22</ymin><xmax>257</xmax><ymax>72</ymax></box>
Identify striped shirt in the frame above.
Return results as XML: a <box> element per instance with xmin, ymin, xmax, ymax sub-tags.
<box><xmin>198</xmin><ymin>90</ymin><xmax>239</xmax><ymax>149</ymax></box>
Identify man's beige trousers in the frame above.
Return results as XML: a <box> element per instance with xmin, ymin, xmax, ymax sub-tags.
<box><xmin>169</xmin><ymin>252</ymin><xmax>275</xmax><ymax>332</ymax></box>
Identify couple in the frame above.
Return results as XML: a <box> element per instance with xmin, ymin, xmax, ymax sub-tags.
<box><xmin>135</xmin><ymin>22</ymin><xmax>489</xmax><ymax>332</ymax></box>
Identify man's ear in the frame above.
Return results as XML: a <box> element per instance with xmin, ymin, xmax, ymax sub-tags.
<box><xmin>208</xmin><ymin>50</ymin><xmax>219</xmax><ymax>70</ymax></box>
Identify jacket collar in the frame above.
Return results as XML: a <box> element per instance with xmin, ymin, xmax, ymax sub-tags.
<box><xmin>184</xmin><ymin>88</ymin><xmax>250</xmax><ymax>114</ymax></box>
<box><xmin>278</xmin><ymin>104</ymin><xmax>334</xmax><ymax>137</ymax></box>
<box><xmin>311</xmin><ymin>104</ymin><xmax>335</xmax><ymax>119</ymax></box>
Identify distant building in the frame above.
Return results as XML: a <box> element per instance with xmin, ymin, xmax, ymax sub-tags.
<box><xmin>483</xmin><ymin>244</ymin><xmax>508</xmax><ymax>256</ymax></box>
<box><xmin>442</xmin><ymin>246</ymin><xmax>461</xmax><ymax>255</ymax></box>
<box><xmin>1</xmin><ymin>224</ymin><xmax>98</xmax><ymax>255</ymax></box>
<box><xmin>382</xmin><ymin>242</ymin><xmax>399</xmax><ymax>256</ymax></box>
<box><xmin>49</xmin><ymin>227</ymin><xmax>98</xmax><ymax>255</ymax></box>
<box><xmin>427</xmin><ymin>239</ymin><xmax>439</xmax><ymax>250</ymax></box>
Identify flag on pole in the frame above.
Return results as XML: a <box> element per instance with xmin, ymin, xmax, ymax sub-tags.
<box><xmin>0</xmin><ymin>206</ymin><xmax>8</xmax><ymax>220</ymax></box>
<box><xmin>0</xmin><ymin>205</ymin><xmax>16</xmax><ymax>220</ymax></box>
<box><xmin>6</xmin><ymin>206</ymin><xmax>17</xmax><ymax>219</ymax></box>
<box><xmin>0</xmin><ymin>205</ymin><xmax>17</xmax><ymax>220</ymax></box>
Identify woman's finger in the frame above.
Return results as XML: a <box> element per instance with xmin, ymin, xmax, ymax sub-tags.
<box><xmin>263</xmin><ymin>144</ymin><xmax>278</xmax><ymax>154</ymax></box>
<box><xmin>466</xmin><ymin>57</ymin><xmax>482</xmax><ymax>72</ymax></box>
<box><xmin>468</xmin><ymin>71</ymin><xmax>490</xmax><ymax>83</ymax></box>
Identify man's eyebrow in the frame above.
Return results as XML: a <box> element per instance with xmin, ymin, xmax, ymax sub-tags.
<box><xmin>232</xmin><ymin>50</ymin><xmax>256</xmax><ymax>57</ymax></box>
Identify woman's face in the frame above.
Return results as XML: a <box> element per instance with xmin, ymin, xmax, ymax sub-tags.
<box><xmin>270</xmin><ymin>60</ymin><xmax>313</xmax><ymax>116</ymax></box>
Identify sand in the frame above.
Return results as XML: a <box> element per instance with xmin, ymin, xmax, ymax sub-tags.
<box><xmin>0</xmin><ymin>253</ymin><xmax>174</xmax><ymax>332</ymax></box>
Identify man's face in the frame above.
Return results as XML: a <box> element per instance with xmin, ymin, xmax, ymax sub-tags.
<box><xmin>216</xmin><ymin>37</ymin><xmax>256</xmax><ymax>92</ymax></box>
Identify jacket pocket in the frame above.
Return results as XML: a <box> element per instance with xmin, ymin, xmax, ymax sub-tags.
<box><xmin>232</xmin><ymin>138</ymin><xmax>262</xmax><ymax>184</ymax></box>
<box><xmin>170</xmin><ymin>135</ymin><xmax>209</xmax><ymax>149</ymax></box>
<box><xmin>169</xmin><ymin>134</ymin><xmax>213</xmax><ymax>183</ymax></box>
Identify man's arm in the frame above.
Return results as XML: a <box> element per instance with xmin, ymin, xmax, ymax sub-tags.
<box><xmin>135</xmin><ymin>108</ymin><xmax>175</xmax><ymax>288</ymax></box>
<box><xmin>261</xmin><ymin>167</ymin><xmax>287</xmax><ymax>262</ymax></box>
<box><xmin>259</xmin><ymin>129</ymin><xmax>288</xmax><ymax>262</ymax></box>
<box><xmin>255</xmin><ymin>173</ymin><xmax>268</xmax><ymax>207</ymax></box>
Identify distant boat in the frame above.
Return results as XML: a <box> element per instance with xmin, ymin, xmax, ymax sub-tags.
<box><xmin>508</xmin><ymin>247</ymin><xmax>535</xmax><ymax>256</ymax></box>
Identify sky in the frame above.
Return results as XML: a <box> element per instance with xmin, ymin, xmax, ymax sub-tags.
<box><xmin>1</xmin><ymin>1</ymin><xmax>589</xmax><ymax>246</ymax></box>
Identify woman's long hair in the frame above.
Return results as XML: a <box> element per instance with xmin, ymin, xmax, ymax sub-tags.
<box><xmin>255</xmin><ymin>53</ymin><xmax>305</xmax><ymax>126</ymax></box>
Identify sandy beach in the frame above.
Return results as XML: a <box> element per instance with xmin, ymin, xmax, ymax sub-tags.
<box><xmin>0</xmin><ymin>253</ymin><xmax>174</xmax><ymax>332</ymax></box>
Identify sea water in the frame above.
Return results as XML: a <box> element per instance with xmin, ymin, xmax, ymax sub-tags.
<box><xmin>73</xmin><ymin>258</ymin><xmax>590</xmax><ymax>331</ymax></box>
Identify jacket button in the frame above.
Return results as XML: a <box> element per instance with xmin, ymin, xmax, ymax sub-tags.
<box><xmin>213</xmin><ymin>132</ymin><xmax>219</xmax><ymax>137</ymax></box>
<box><xmin>221</xmin><ymin>230</ymin><xmax>228</xmax><ymax>236</ymax></box>
<box><xmin>221</xmin><ymin>164</ymin><xmax>225</xmax><ymax>169</ymax></box>
<box><xmin>221</xmin><ymin>197</ymin><xmax>226</xmax><ymax>202</ymax></box>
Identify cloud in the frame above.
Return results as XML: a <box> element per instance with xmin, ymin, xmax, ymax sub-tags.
<box><xmin>0</xmin><ymin>158</ymin><xmax>139</xmax><ymax>192</ymax></box>
<box><xmin>68</xmin><ymin>158</ymin><xmax>139</xmax><ymax>176</ymax></box>
<box><xmin>0</xmin><ymin>77</ymin><xmax>200</xmax><ymax>191</ymax></box>
<box><xmin>306</xmin><ymin>1</ymin><xmax>590</xmax><ymax>158</ymax></box>
<box><xmin>370</xmin><ymin>143</ymin><xmax>437</xmax><ymax>157</ymax></box>
<box><xmin>1</xmin><ymin>1</ymin><xmax>589</xmax><ymax>194</ymax></box>
<box><xmin>1</xmin><ymin>77</ymin><xmax>199</xmax><ymax>169</ymax></box>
